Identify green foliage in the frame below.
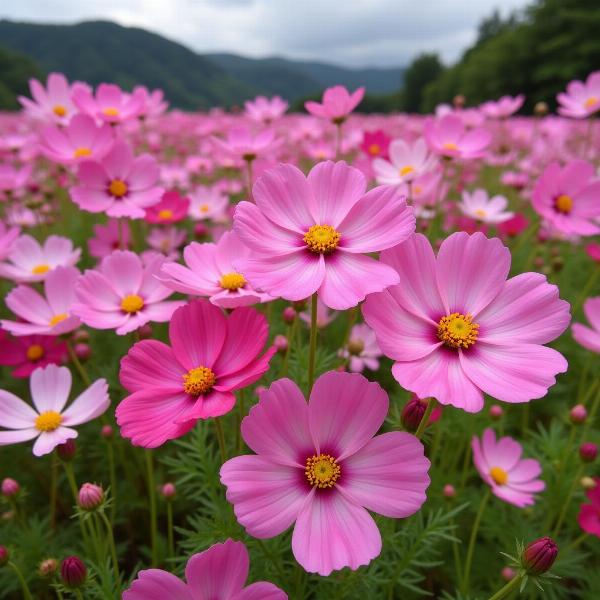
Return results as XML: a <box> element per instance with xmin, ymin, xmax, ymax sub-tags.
<box><xmin>401</xmin><ymin>53</ymin><xmax>443</xmax><ymax>113</ymax></box>
<box><xmin>0</xmin><ymin>46</ymin><xmax>42</xmax><ymax>110</ymax></box>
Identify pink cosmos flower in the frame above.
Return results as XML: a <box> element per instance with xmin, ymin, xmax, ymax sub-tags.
<box><xmin>72</xmin><ymin>251</ymin><xmax>183</xmax><ymax>336</ymax></box>
<box><xmin>188</xmin><ymin>185</ymin><xmax>229</xmax><ymax>221</ymax></box>
<box><xmin>116</xmin><ymin>300</ymin><xmax>276</xmax><ymax>447</ymax></box>
<box><xmin>71</xmin><ymin>141</ymin><xmax>164</xmax><ymax>219</ymax></box>
<box><xmin>159</xmin><ymin>231</ymin><xmax>272</xmax><ymax>309</ymax></box>
<box><xmin>0</xmin><ymin>235</ymin><xmax>80</xmax><ymax>283</ymax></box>
<box><xmin>244</xmin><ymin>95</ymin><xmax>289</xmax><ymax>124</ymax></box>
<box><xmin>577</xmin><ymin>478</ymin><xmax>600</xmax><ymax>537</ymax></box>
<box><xmin>586</xmin><ymin>243</ymin><xmax>600</xmax><ymax>263</ymax></box>
<box><xmin>88</xmin><ymin>219</ymin><xmax>130</xmax><ymax>258</ymax></box>
<box><xmin>18</xmin><ymin>72</ymin><xmax>77</xmax><ymax>125</ymax></box>
<box><xmin>72</xmin><ymin>83</ymin><xmax>144</xmax><ymax>124</ymax></box>
<box><xmin>0</xmin><ymin>164</ymin><xmax>32</xmax><ymax>197</ymax></box>
<box><xmin>146</xmin><ymin>226</ymin><xmax>187</xmax><ymax>260</ymax></box>
<box><xmin>424</xmin><ymin>114</ymin><xmax>491</xmax><ymax>159</ymax></box>
<box><xmin>498</xmin><ymin>214</ymin><xmax>529</xmax><ymax>238</ymax></box>
<box><xmin>123</xmin><ymin>539</ymin><xmax>286</xmax><ymax>600</ymax></box>
<box><xmin>233</xmin><ymin>161</ymin><xmax>415</xmax><ymax>310</ymax></box>
<box><xmin>1</xmin><ymin>266</ymin><xmax>81</xmax><ymax>336</ymax></box>
<box><xmin>305</xmin><ymin>85</ymin><xmax>365</xmax><ymax>123</ymax></box>
<box><xmin>531</xmin><ymin>160</ymin><xmax>600</xmax><ymax>236</ymax></box>
<box><xmin>0</xmin><ymin>331</ymin><xmax>66</xmax><ymax>378</ymax></box>
<box><xmin>0</xmin><ymin>222</ymin><xmax>20</xmax><ymax>261</ymax></box>
<box><xmin>220</xmin><ymin>371</ymin><xmax>430</xmax><ymax>576</ymax></box>
<box><xmin>373</xmin><ymin>138</ymin><xmax>438</xmax><ymax>185</ymax></box>
<box><xmin>362</xmin><ymin>232</ymin><xmax>570</xmax><ymax>413</ymax></box>
<box><xmin>472</xmin><ymin>428</ymin><xmax>544</xmax><ymax>507</ymax></box>
<box><xmin>133</xmin><ymin>85</ymin><xmax>169</xmax><ymax>119</ymax></box>
<box><xmin>572</xmin><ymin>297</ymin><xmax>600</xmax><ymax>353</ymax></box>
<box><xmin>360</xmin><ymin>130</ymin><xmax>391</xmax><ymax>159</ymax></box>
<box><xmin>145</xmin><ymin>190</ymin><xmax>190</xmax><ymax>224</ymax></box>
<box><xmin>338</xmin><ymin>323</ymin><xmax>382</xmax><ymax>373</ymax></box>
<box><xmin>557</xmin><ymin>71</ymin><xmax>600</xmax><ymax>118</ymax></box>
<box><xmin>480</xmin><ymin>95</ymin><xmax>525</xmax><ymax>118</ymax></box>
<box><xmin>458</xmin><ymin>189</ymin><xmax>514</xmax><ymax>224</ymax></box>
<box><xmin>39</xmin><ymin>114</ymin><xmax>114</xmax><ymax>166</ymax></box>
<box><xmin>211</xmin><ymin>127</ymin><xmax>277</xmax><ymax>162</ymax></box>
<box><xmin>299</xmin><ymin>296</ymin><xmax>337</xmax><ymax>329</ymax></box>
<box><xmin>0</xmin><ymin>364</ymin><xmax>109</xmax><ymax>457</ymax></box>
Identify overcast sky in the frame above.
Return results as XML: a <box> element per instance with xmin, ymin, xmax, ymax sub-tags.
<box><xmin>0</xmin><ymin>0</ymin><xmax>531</xmax><ymax>68</ymax></box>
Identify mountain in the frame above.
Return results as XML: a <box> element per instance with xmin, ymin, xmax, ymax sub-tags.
<box><xmin>0</xmin><ymin>19</ymin><xmax>405</xmax><ymax>110</ymax></box>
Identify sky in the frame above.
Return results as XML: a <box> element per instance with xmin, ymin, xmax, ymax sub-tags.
<box><xmin>0</xmin><ymin>0</ymin><xmax>531</xmax><ymax>68</ymax></box>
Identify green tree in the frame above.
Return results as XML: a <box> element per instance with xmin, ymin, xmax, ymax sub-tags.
<box><xmin>0</xmin><ymin>46</ymin><xmax>42</xmax><ymax>110</ymax></box>
<box><xmin>401</xmin><ymin>53</ymin><xmax>443</xmax><ymax>113</ymax></box>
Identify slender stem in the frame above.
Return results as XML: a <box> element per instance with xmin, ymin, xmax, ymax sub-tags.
<box><xmin>486</xmin><ymin>574</ymin><xmax>521</xmax><ymax>600</ymax></box>
<box><xmin>50</xmin><ymin>454</ymin><xmax>58</xmax><ymax>529</ymax></box>
<box><xmin>8</xmin><ymin>562</ymin><xmax>33</xmax><ymax>600</ymax></box>
<box><xmin>166</xmin><ymin>501</ymin><xmax>175</xmax><ymax>560</ymax></box>
<box><xmin>75</xmin><ymin>590</ymin><xmax>84</xmax><ymax>600</ymax></box>
<box><xmin>245</xmin><ymin>159</ymin><xmax>254</xmax><ymax>201</ymax></box>
<box><xmin>280</xmin><ymin>318</ymin><xmax>298</xmax><ymax>378</ymax></box>
<box><xmin>308</xmin><ymin>293</ymin><xmax>318</xmax><ymax>391</ymax></box>
<box><xmin>414</xmin><ymin>398</ymin><xmax>437</xmax><ymax>440</ymax></box>
<box><xmin>451</xmin><ymin>518</ymin><xmax>463</xmax><ymax>585</ymax></box>
<box><xmin>573</xmin><ymin>265</ymin><xmax>600</xmax><ymax>314</ymax></box>
<box><xmin>99</xmin><ymin>510</ymin><xmax>121</xmax><ymax>586</ymax></box>
<box><xmin>462</xmin><ymin>488</ymin><xmax>491</xmax><ymax>593</ymax></box>
<box><xmin>66</xmin><ymin>339</ymin><xmax>91</xmax><ymax>387</ymax></box>
<box><xmin>106</xmin><ymin>442</ymin><xmax>117</xmax><ymax>524</ymax></box>
<box><xmin>334</xmin><ymin>122</ymin><xmax>343</xmax><ymax>160</ymax></box>
<box><xmin>214</xmin><ymin>418</ymin><xmax>227</xmax><ymax>464</ymax></box>
<box><xmin>552</xmin><ymin>464</ymin><xmax>584</xmax><ymax>537</ymax></box>
<box><xmin>145</xmin><ymin>450</ymin><xmax>158</xmax><ymax>566</ymax></box>
<box><xmin>117</xmin><ymin>217</ymin><xmax>125</xmax><ymax>250</ymax></box>
<box><xmin>341</xmin><ymin>306</ymin><xmax>358</xmax><ymax>349</ymax></box>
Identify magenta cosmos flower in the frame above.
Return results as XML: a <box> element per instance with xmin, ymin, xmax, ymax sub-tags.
<box><xmin>72</xmin><ymin>251</ymin><xmax>183</xmax><ymax>336</ymax></box>
<box><xmin>72</xmin><ymin>82</ymin><xmax>144</xmax><ymax>124</ymax></box>
<box><xmin>424</xmin><ymin>114</ymin><xmax>491</xmax><ymax>159</ymax></box>
<box><xmin>124</xmin><ymin>539</ymin><xmax>286</xmax><ymax>600</ymax></box>
<box><xmin>305</xmin><ymin>85</ymin><xmax>365</xmax><ymax>123</ymax></box>
<box><xmin>0</xmin><ymin>364</ymin><xmax>109</xmax><ymax>456</ymax></box>
<box><xmin>0</xmin><ymin>234</ymin><xmax>80</xmax><ymax>283</ymax></box>
<box><xmin>233</xmin><ymin>161</ymin><xmax>415</xmax><ymax>310</ymax></box>
<box><xmin>472</xmin><ymin>428</ymin><xmax>544</xmax><ymax>507</ymax></box>
<box><xmin>1</xmin><ymin>266</ymin><xmax>81</xmax><ymax>336</ymax></box>
<box><xmin>160</xmin><ymin>231</ymin><xmax>272</xmax><ymax>309</ymax></box>
<box><xmin>572</xmin><ymin>297</ymin><xmax>600</xmax><ymax>353</ymax></box>
<box><xmin>71</xmin><ymin>141</ymin><xmax>164</xmax><ymax>219</ymax></box>
<box><xmin>18</xmin><ymin>72</ymin><xmax>76</xmax><ymax>125</ymax></box>
<box><xmin>557</xmin><ymin>71</ymin><xmax>600</xmax><ymax>118</ymax></box>
<box><xmin>531</xmin><ymin>160</ymin><xmax>600</xmax><ymax>236</ymax></box>
<box><xmin>0</xmin><ymin>331</ymin><xmax>66</xmax><ymax>378</ymax></box>
<box><xmin>117</xmin><ymin>300</ymin><xmax>276</xmax><ymax>447</ymax></box>
<box><xmin>145</xmin><ymin>190</ymin><xmax>190</xmax><ymax>224</ymax></box>
<box><xmin>480</xmin><ymin>94</ymin><xmax>525</xmax><ymax>118</ymax></box>
<box><xmin>220</xmin><ymin>371</ymin><xmax>430</xmax><ymax>576</ymax></box>
<box><xmin>363</xmin><ymin>232</ymin><xmax>570</xmax><ymax>413</ymax></box>
<box><xmin>578</xmin><ymin>478</ymin><xmax>600</xmax><ymax>538</ymax></box>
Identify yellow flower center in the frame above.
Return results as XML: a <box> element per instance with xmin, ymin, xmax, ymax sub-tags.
<box><xmin>200</xmin><ymin>204</ymin><xmax>210</xmax><ymax>213</ymax></box>
<box><xmin>102</xmin><ymin>107</ymin><xmax>120</xmax><ymax>117</ymax></box>
<box><xmin>220</xmin><ymin>272</ymin><xmax>246</xmax><ymax>291</ymax></box>
<box><xmin>305</xmin><ymin>454</ymin><xmax>341</xmax><ymax>489</ymax></box>
<box><xmin>554</xmin><ymin>194</ymin><xmax>573</xmax><ymax>214</ymax></box>
<box><xmin>368</xmin><ymin>143</ymin><xmax>381</xmax><ymax>156</ymax></box>
<box><xmin>120</xmin><ymin>294</ymin><xmax>144</xmax><ymax>313</ymax></box>
<box><xmin>489</xmin><ymin>466</ymin><xmax>509</xmax><ymax>486</ymax></box>
<box><xmin>474</xmin><ymin>208</ymin><xmax>487</xmax><ymax>218</ymax></box>
<box><xmin>158</xmin><ymin>209</ymin><xmax>174</xmax><ymax>220</ymax></box>
<box><xmin>35</xmin><ymin>410</ymin><xmax>63</xmax><ymax>432</ymax></box>
<box><xmin>443</xmin><ymin>142</ymin><xmax>458</xmax><ymax>151</ymax></box>
<box><xmin>53</xmin><ymin>104</ymin><xmax>67</xmax><ymax>117</ymax></box>
<box><xmin>32</xmin><ymin>264</ymin><xmax>51</xmax><ymax>275</ymax></box>
<box><xmin>73</xmin><ymin>147</ymin><xmax>92</xmax><ymax>158</ymax></box>
<box><xmin>26</xmin><ymin>344</ymin><xmax>45</xmax><ymax>361</ymax></box>
<box><xmin>400</xmin><ymin>165</ymin><xmax>415</xmax><ymax>177</ymax></box>
<box><xmin>413</xmin><ymin>185</ymin><xmax>423</xmax><ymax>195</ymax></box>
<box><xmin>182</xmin><ymin>366</ymin><xmax>216</xmax><ymax>396</ymax></box>
<box><xmin>303</xmin><ymin>224</ymin><xmax>341</xmax><ymax>254</ymax></box>
<box><xmin>584</xmin><ymin>96</ymin><xmax>599</xmax><ymax>109</ymax></box>
<box><xmin>49</xmin><ymin>313</ymin><xmax>68</xmax><ymax>327</ymax></box>
<box><xmin>347</xmin><ymin>339</ymin><xmax>365</xmax><ymax>355</ymax></box>
<box><xmin>437</xmin><ymin>313</ymin><xmax>479</xmax><ymax>350</ymax></box>
<box><xmin>108</xmin><ymin>179</ymin><xmax>128</xmax><ymax>198</ymax></box>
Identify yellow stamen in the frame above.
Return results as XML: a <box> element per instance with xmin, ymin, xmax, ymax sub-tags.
<box><xmin>49</xmin><ymin>313</ymin><xmax>68</xmax><ymax>327</ymax></box>
<box><xmin>584</xmin><ymin>97</ymin><xmax>598</xmax><ymax>109</ymax></box>
<box><xmin>73</xmin><ymin>147</ymin><xmax>92</xmax><ymax>158</ymax></box>
<box><xmin>35</xmin><ymin>410</ymin><xmax>63</xmax><ymax>432</ymax></box>
<box><xmin>305</xmin><ymin>454</ymin><xmax>341</xmax><ymax>488</ymax></box>
<box><xmin>158</xmin><ymin>209</ymin><xmax>174</xmax><ymax>220</ymax></box>
<box><xmin>183</xmin><ymin>366</ymin><xmax>216</xmax><ymax>396</ymax></box>
<box><xmin>32</xmin><ymin>264</ymin><xmax>50</xmax><ymax>275</ymax></box>
<box><xmin>120</xmin><ymin>294</ymin><xmax>144</xmax><ymax>314</ymax></box>
<box><xmin>413</xmin><ymin>185</ymin><xmax>423</xmax><ymax>195</ymax></box>
<box><xmin>108</xmin><ymin>179</ymin><xmax>128</xmax><ymax>198</ymax></box>
<box><xmin>400</xmin><ymin>165</ymin><xmax>415</xmax><ymax>177</ymax></box>
<box><xmin>490</xmin><ymin>466</ymin><xmax>509</xmax><ymax>486</ymax></box>
<box><xmin>220</xmin><ymin>272</ymin><xmax>246</xmax><ymax>291</ymax></box>
<box><xmin>474</xmin><ymin>209</ymin><xmax>487</xmax><ymax>218</ymax></box>
<box><xmin>53</xmin><ymin>105</ymin><xmax>67</xmax><ymax>117</ymax></box>
<box><xmin>437</xmin><ymin>313</ymin><xmax>479</xmax><ymax>350</ymax></box>
<box><xmin>102</xmin><ymin>107</ymin><xmax>120</xmax><ymax>117</ymax></box>
<box><xmin>200</xmin><ymin>204</ymin><xmax>210</xmax><ymax>213</ymax></box>
<box><xmin>443</xmin><ymin>142</ymin><xmax>458</xmax><ymax>151</ymax></box>
<box><xmin>303</xmin><ymin>224</ymin><xmax>341</xmax><ymax>254</ymax></box>
<box><xmin>26</xmin><ymin>344</ymin><xmax>45</xmax><ymax>361</ymax></box>
<box><xmin>554</xmin><ymin>194</ymin><xmax>573</xmax><ymax>214</ymax></box>
<box><xmin>368</xmin><ymin>143</ymin><xmax>381</xmax><ymax>156</ymax></box>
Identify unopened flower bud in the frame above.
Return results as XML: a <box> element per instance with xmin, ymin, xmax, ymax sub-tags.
<box><xmin>579</xmin><ymin>442</ymin><xmax>598</xmax><ymax>463</ymax></box>
<box><xmin>581</xmin><ymin>476</ymin><xmax>596</xmax><ymax>490</ymax></box>
<box><xmin>39</xmin><ymin>558</ymin><xmax>58</xmax><ymax>577</ymax></box>
<box><xmin>56</xmin><ymin>439</ymin><xmax>76</xmax><ymax>462</ymax></box>
<box><xmin>570</xmin><ymin>404</ymin><xmax>587</xmax><ymax>424</ymax></box>
<box><xmin>1</xmin><ymin>478</ymin><xmax>20</xmax><ymax>498</ymax></box>
<box><xmin>72</xmin><ymin>329</ymin><xmax>89</xmax><ymax>343</ymax></box>
<box><xmin>74</xmin><ymin>343</ymin><xmax>91</xmax><ymax>362</ymax></box>
<box><xmin>534</xmin><ymin>101</ymin><xmax>549</xmax><ymax>116</ymax></box>
<box><xmin>161</xmin><ymin>483</ymin><xmax>176</xmax><ymax>499</ymax></box>
<box><xmin>282</xmin><ymin>307</ymin><xmax>296</xmax><ymax>324</ymax></box>
<box><xmin>501</xmin><ymin>566</ymin><xmax>516</xmax><ymax>581</ymax></box>
<box><xmin>193</xmin><ymin>223</ymin><xmax>209</xmax><ymax>238</ymax></box>
<box><xmin>273</xmin><ymin>335</ymin><xmax>288</xmax><ymax>354</ymax></box>
<box><xmin>78</xmin><ymin>483</ymin><xmax>104</xmax><ymax>511</ymax></box>
<box><xmin>489</xmin><ymin>405</ymin><xmax>503</xmax><ymax>420</ymax></box>
<box><xmin>138</xmin><ymin>324</ymin><xmax>153</xmax><ymax>340</ymax></box>
<box><xmin>255</xmin><ymin>385</ymin><xmax>267</xmax><ymax>397</ymax></box>
<box><xmin>101</xmin><ymin>424</ymin><xmax>114</xmax><ymax>439</ymax></box>
<box><xmin>0</xmin><ymin>545</ymin><xmax>8</xmax><ymax>566</ymax></box>
<box><xmin>61</xmin><ymin>556</ymin><xmax>87</xmax><ymax>588</ymax></box>
<box><xmin>292</xmin><ymin>300</ymin><xmax>307</xmax><ymax>311</ymax></box>
<box><xmin>443</xmin><ymin>484</ymin><xmax>456</xmax><ymax>498</ymax></box>
<box><xmin>401</xmin><ymin>396</ymin><xmax>428</xmax><ymax>432</ymax></box>
<box><xmin>453</xmin><ymin>94</ymin><xmax>466</xmax><ymax>109</ymax></box>
<box><xmin>522</xmin><ymin>537</ymin><xmax>558</xmax><ymax>575</ymax></box>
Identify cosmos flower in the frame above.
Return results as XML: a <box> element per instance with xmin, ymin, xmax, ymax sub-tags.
<box><xmin>424</xmin><ymin>114</ymin><xmax>491</xmax><ymax>159</ymax></box>
<box><xmin>0</xmin><ymin>222</ymin><xmax>20</xmax><ymax>261</ymax></box>
<box><xmin>363</xmin><ymin>232</ymin><xmax>570</xmax><ymax>413</ymax></box>
<box><xmin>458</xmin><ymin>189</ymin><xmax>514</xmax><ymax>224</ymax></box>
<box><xmin>373</xmin><ymin>138</ymin><xmax>438</xmax><ymax>185</ymax></box>
<box><xmin>116</xmin><ymin>300</ymin><xmax>276</xmax><ymax>447</ymax></box>
<box><xmin>360</xmin><ymin>130</ymin><xmax>391</xmax><ymax>159</ymax></box>
<box><xmin>0</xmin><ymin>331</ymin><xmax>66</xmax><ymax>378</ymax></box>
<box><xmin>0</xmin><ymin>364</ymin><xmax>109</xmax><ymax>457</ymax></box>
<box><xmin>144</xmin><ymin>190</ymin><xmax>190</xmax><ymax>224</ymax></box>
<box><xmin>188</xmin><ymin>185</ymin><xmax>229</xmax><ymax>222</ymax></box>
<box><xmin>338</xmin><ymin>323</ymin><xmax>382</xmax><ymax>373</ymax></box>
<box><xmin>472</xmin><ymin>428</ymin><xmax>544</xmax><ymax>507</ymax></box>
<box><xmin>480</xmin><ymin>95</ymin><xmax>525</xmax><ymax>118</ymax></box>
<box><xmin>305</xmin><ymin>85</ymin><xmax>365</xmax><ymax>123</ymax></box>
<box><xmin>572</xmin><ymin>297</ymin><xmax>600</xmax><ymax>353</ymax></box>
<box><xmin>220</xmin><ymin>371</ymin><xmax>430</xmax><ymax>576</ymax></box>
<box><xmin>557</xmin><ymin>71</ymin><xmax>600</xmax><ymax>118</ymax></box>
<box><xmin>72</xmin><ymin>83</ymin><xmax>144</xmax><ymax>124</ymax></box>
<box><xmin>244</xmin><ymin>95</ymin><xmax>289</xmax><ymax>124</ymax></box>
<box><xmin>88</xmin><ymin>219</ymin><xmax>131</xmax><ymax>259</ymax></box>
<box><xmin>18</xmin><ymin>72</ymin><xmax>77</xmax><ymax>125</ymax></box>
<box><xmin>577</xmin><ymin>478</ymin><xmax>600</xmax><ymax>537</ymax></box>
<box><xmin>146</xmin><ymin>226</ymin><xmax>187</xmax><ymax>260</ymax></box>
<box><xmin>233</xmin><ymin>161</ymin><xmax>415</xmax><ymax>310</ymax></box>
<box><xmin>211</xmin><ymin>127</ymin><xmax>277</xmax><ymax>162</ymax></box>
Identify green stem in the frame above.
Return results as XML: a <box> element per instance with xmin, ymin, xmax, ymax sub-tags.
<box><xmin>106</xmin><ymin>441</ymin><xmax>117</xmax><ymax>524</ymax></box>
<box><xmin>280</xmin><ymin>318</ymin><xmax>298</xmax><ymax>378</ymax></box>
<box><xmin>145</xmin><ymin>450</ymin><xmax>158</xmax><ymax>566</ymax></box>
<box><xmin>573</xmin><ymin>265</ymin><xmax>600</xmax><ymax>314</ymax></box>
<box><xmin>486</xmin><ymin>574</ymin><xmax>522</xmax><ymax>600</ymax></box>
<box><xmin>461</xmin><ymin>488</ymin><xmax>491</xmax><ymax>594</ymax></box>
<box><xmin>307</xmin><ymin>293</ymin><xmax>318</xmax><ymax>391</ymax></box>
<box><xmin>75</xmin><ymin>590</ymin><xmax>84</xmax><ymax>600</ymax></box>
<box><xmin>99</xmin><ymin>510</ymin><xmax>121</xmax><ymax>587</ymax></box>
<box><xmin>565</xmin><ymin>532</ymin><xmax>588</xmax><ymax>552</ymax></box>
<box><xmin>66</xmin><ymin>339</ymin><xmax>91</xmax><ymax>387</ymax></box>
<box><xmin>8</xmin><ymin>562</ymin><xmax>33</xmax><ymax>600</ymax></box>
<box><xmin>414</xmin><ymin>398</ymin><xmax>437</xmax><ymax>440</ymax></box>
<box><xmin>167</xmin><ymin>500</ymin><xmax>175</xmax><ymax>560</ymax></box>
<box><xmin>256</xmin><ymin>539</ymin><xmax>286</xmax><ymax>581</ymax></box>
<box><xmin>552</xmin><ymin>464</ymin><xmax>584</xmax><ymax>538</ymax></box>
<box><xmin>335</xmin><ymin>122</ymin><xmax>343</xmax><ymax>160</ymax></box>
<box><xmin>214</xmin><ymin>418</ymin><xmax>227</xmax><ymax>463</ymax></box>
<box><xmin>245</xmin><ymin>159</ymin><xmax>254</xmax><ymax>202</ymax></box>
<box><xmin>50</xmin><ymin>454</ymin><xmax>58</xmax><ymax>529</ymax></box>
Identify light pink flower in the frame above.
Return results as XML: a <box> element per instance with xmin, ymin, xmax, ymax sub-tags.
<box><xmin>0</xmin><ymin>222</ymin><xmax>20</xmax><ymax>261</ymax></box>
<box><xmin>211</xmin><ymin>127</ymin><xmax>277</xmax><ymax>162</ymax></box>
<box><xmin>146</xmin><ymin>226</ymin><xmax>187</xmax><ymax>260</ymax></box>
<box><xmin>70</xmin><ymin>141</ymin><xmax>164</xmax><ymax>219</ymax></box>
<box><xmin>458</xmin><ymin>189</ymin><xmax>514</xmax><ymax>224</ymax></box>
<box><xmin>18</xmin><ymin>72</ymin><xmax>77</xmax><ymax>125</ymax></box>
<box><xmin>188</xmin><ymin>185</ymin><xmax>229</xmax><ymax>221</ymax></box>
<box><xmin>557</xmin><ymin>71</ymin><xmax>600</xmax><ymax>118</ymax></box>
<box><xmin>572</xmin><ymin>297</ymin><xmax>600</xmax><ymax>353</ymax></box>
<box><xmin>363</xmin><ymin>232</ymin><xmax>570</xmax><ymax>413</ymax></box>
<box><xmin>339</xmin><ymin>323</ymin><xmax>382</xmax><ymax>373</ymax></box>
<box><xmin>0</xmin><ymin>364</ymin><xmax>109</xmax><ymax>457</ymax></box>
<box><xmin>123</xmin><ymin>539</ymin><xmax>286</xmax><ymax>600</ymax></box>
<box><xmin>373</xmin><ymin>138</ymin><xmax>437</xmax><ymax>185</ymax></box>
<box><xmin>424</xmin><ymin>114</ymin><xmax>491</xmax><ymax>159</ymax></box>
<box><xmin>0</xmin><ymin>164</ymin><xmax>32</xmax><ymax>198</ymax></box>
<box><xmin>233</xmin><ymin>161</ymin><xmax>415</xmax><ymax>310</ymax></box>
<box><xmin>0</xmin><ymin>235</ymin><xmax>80</xmax><ymax>283</ymax></box>
<box><xmin>1</xmin><ymin>266</ymin><xmax>81</xmax><ymax>336</ymax></box>
<box><xmin>72</xmin><ymin>83</ymin><xmax>144</xmax><ymax>124</ymax></box>
<box><xmin>245</xmin><ymin>95</ymin><xmax>289</xmax><ymax>124</ymax></box>
<box><xmin>116</xmin><ymin>300</ymin><xmax>276</xmax><ymax>447</ymax></box>
<box><xmin>480</xmin><ymin>95</ymin><xmax>525</xmax><ymax>118</ymax></box>
<box><xmin>88</xmin><ymin>219</ymin><xmax>131</xmax><ymax>259</ymax></box>
<box><xmin>220</xmin><ymin>371</ymin><xmax>430</xmax><ymax>576</ymax></box>
<box><xmin>305</xmin><ymin>86</ymin><xmax>365</xmax><ymax>123</ymax></box>
<box><xmin>160</xmin><ymin>231</ymin><xmax>272</xmax><ymax>308</ymax></box>
<box><xmin>472</xmin><ymin>428</ymin><xmax>544</xmax><ymax>507</ymax></box>
<box><xmin>72</xmin><ymin>251</ymin><xmax>182</xmax><ymax>336</ymax></box>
